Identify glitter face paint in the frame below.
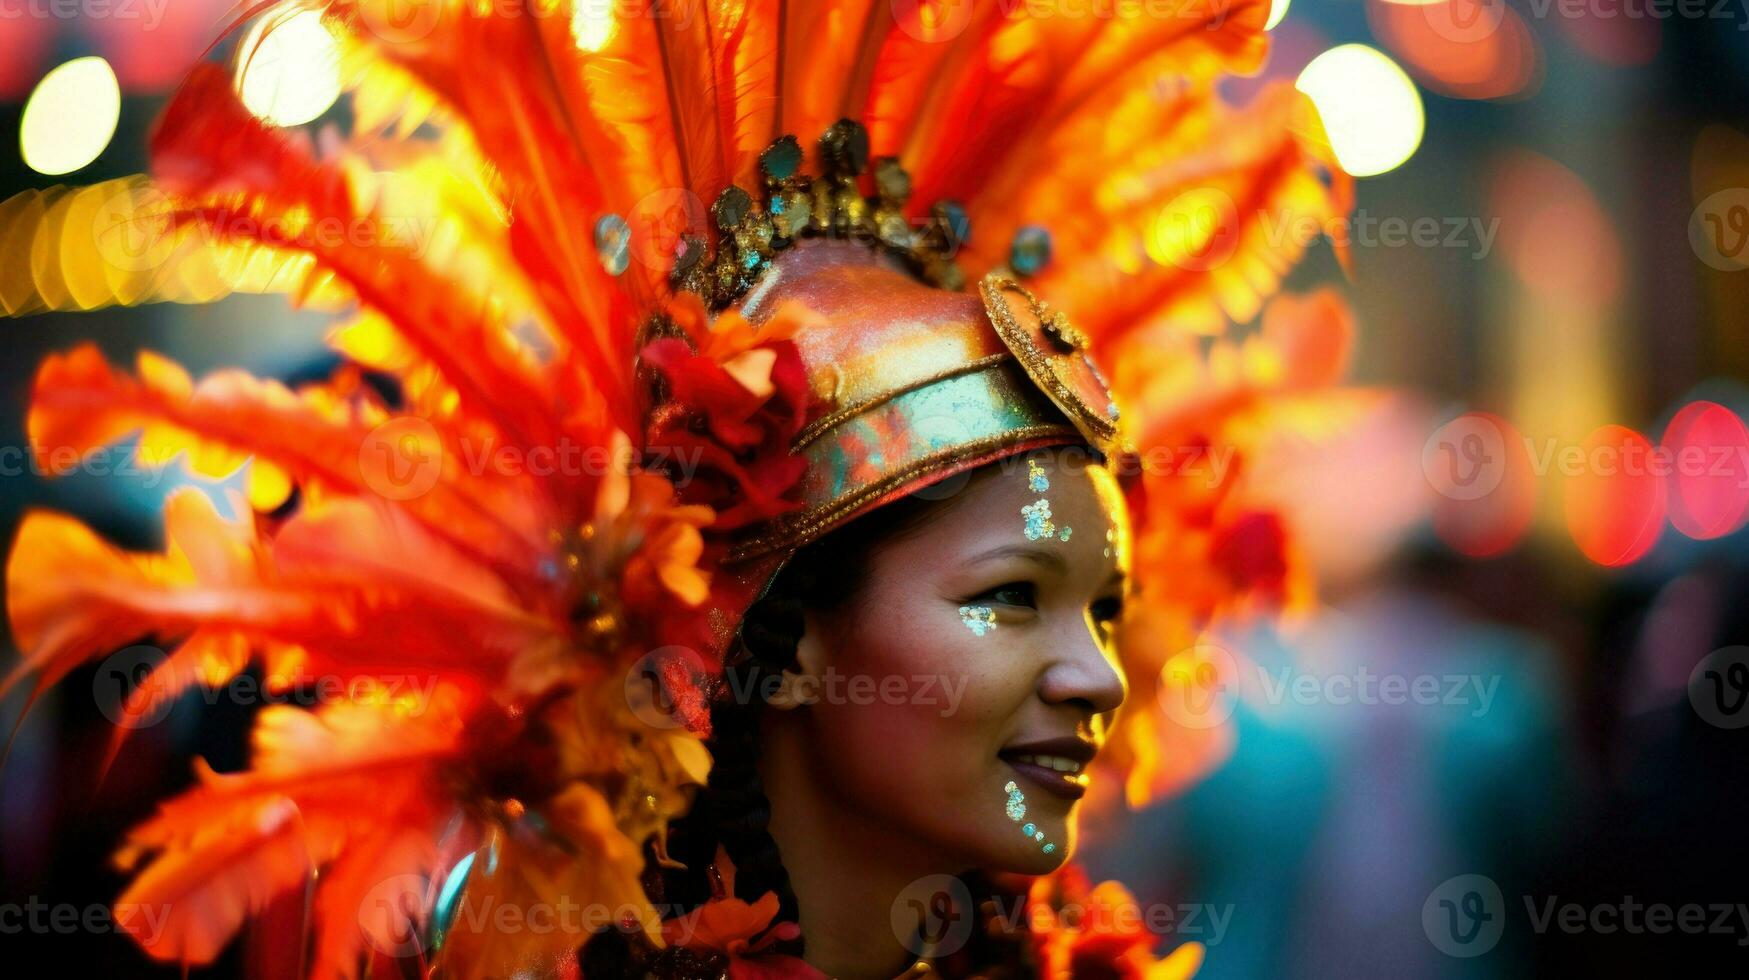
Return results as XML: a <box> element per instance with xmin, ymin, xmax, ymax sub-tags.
<box><xmin>1021</xmin><ymin>458</ymin><xmax>1070</xmax><ymax>541</ymax></box>
<box><xmin>1003</xmin><ymin>780</ymin><xmax>1057</xmax><ymax>855</ymax></box>
<box><xmin>1021</xmin><ymin>499</ymin><xmax>1056</xmax><ymax>540</ymax></box>
<box><xmin>959</xmin><ymin>605</ymin><xmax>997</xmax><ymax>636</ymax></box>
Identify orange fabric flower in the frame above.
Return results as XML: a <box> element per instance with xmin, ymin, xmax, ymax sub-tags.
<box><xmin>1027</xmin><ymin>867</ymin><xmax>1205</xmax><ymax>980</ymax></box>
<box><xmin>662</xmin><ymin>850</ymin><xmax>824</xmax><ymax>980</ymax></box>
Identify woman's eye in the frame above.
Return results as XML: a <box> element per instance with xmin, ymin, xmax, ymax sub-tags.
<box><xmin>1090</xmin><ymin>595</ymin><xmax>1124</xmax><ymax>624</ymax></box>
<box><xmin>980</xmin><ymin>582</ymin><xmax>1037</xmax><ymax>608</ymax></box>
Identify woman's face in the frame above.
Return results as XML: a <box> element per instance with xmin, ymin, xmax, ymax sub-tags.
<box><xmin>782</xmin><ymin>449</ymin><xmax>1130</xmax><ymax>875</ymax></box>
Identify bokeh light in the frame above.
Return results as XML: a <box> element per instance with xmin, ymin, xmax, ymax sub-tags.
<box><xmin>1295</xmin><ymin>44</ymin><xmax>1425</xmax><ymax>177</ymax></box>
<box><xmin>1564</xmin><ymin>424</ymin><xmax>1666</xmax><ymax>567</ymax></box>
<box><xmin>20</xmin><ymin>57</ymin><xmax>122</xmax><ymax>177</ymax></box>
<box><xmin>1265</xmin><ymin>0</ymin><xmax>1292</xmax><ymax>31</ymax></box>
<box><xmin>1555</xmin><ymin>3</ymin><xmax>1661</xmax><ymax>67</ymax></box>
<box><xmin>1663</xmin><ymin>401</ymin><xmax>1749</xmax><ymax>541</ymax></box>
<box><xmin>235</xmin><ymin>8</ymin><xmax>342</xmax><ymax>127</ymax></box>
<box><xmin>1368</xmin><ymin>0</ymin><xmax>1540</xmax><ymax>101</ymax></box>
<box><xmin>1490</xmin><ymin>151</ymin><xmax>1623</xmax><ymax>307</ymax></box>
<box><xmin>1430</xmin><ymin>412</ymin><xmax>1538</xmax><ymax>558</ymax></box>
<box><xmin>83</xmin><ymin>0</ymin><xmax>232</xmax><ymax>93</ymax></box>
<box><xmin>0</xmin><ymin>16</ymin><xmax>55</xmax><ymax>102</ymax></box>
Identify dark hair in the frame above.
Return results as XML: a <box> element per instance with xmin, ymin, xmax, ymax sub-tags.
<box><xmin>583</xmin><ymin>464</ymin><xmax>1048</xmax><ymax>976</ymax></box>
<box><xmin>662</xmin><ymin>490</ymin><xmax>947</xmax><ymax>935</ymax></box>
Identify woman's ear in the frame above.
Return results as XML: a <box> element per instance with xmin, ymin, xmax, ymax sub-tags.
<box><xmin>768</xmin><ymin>610</ymin><xmax>831</xmax><ymax>711</ymax></box>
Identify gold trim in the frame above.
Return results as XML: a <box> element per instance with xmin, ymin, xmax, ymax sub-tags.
<box><xmin>789</xmin><ymin>352</ymin><xmax>1015</xmax><ymax>452</ymax></box>
<box><xmin>979</xmin><ymin>274</ymin><xmax>1120</xmax><ymax>447</ymax></box>
<box><xmin>728</xmin><ymin>424</ymin><xmax>1077</xmax><ymax>562</ymax></box>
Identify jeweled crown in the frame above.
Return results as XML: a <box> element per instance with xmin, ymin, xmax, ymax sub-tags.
<box><xmin>665</xmin><ymin>118</ymin><xmax>1052</xmax><ymax>310</ymax></box>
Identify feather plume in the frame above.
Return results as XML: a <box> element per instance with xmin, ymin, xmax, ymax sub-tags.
<box><xmin>0</xmin><ymin>2</ymin><xmax>1365</xmax><ymax>975</ymax></box>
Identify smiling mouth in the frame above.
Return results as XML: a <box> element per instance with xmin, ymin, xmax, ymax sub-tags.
<box><xmin>998</xmin><ymin>739</ymin><xmax>1096</xmax><ymax>800</ymax></box>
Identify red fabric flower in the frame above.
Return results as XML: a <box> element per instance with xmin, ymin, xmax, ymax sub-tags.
<box><xmin>641</xmin><ymin>326</ymin><xmax>811</xmax><ymax>531</ymax></box>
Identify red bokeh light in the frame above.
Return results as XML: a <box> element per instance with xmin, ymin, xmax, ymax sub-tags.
<box><xmin>1662</xmin><ymin>400</ymin><xmax>1749</xmax><ymax>541</ymax></box>
<box><xmin>0</xmin><ymin>16</ymin><xmax>55</xmax><ymax>102</ymax></box>
<box><xmin>1369</xmin><ymin>0</ymin><xmax>1541</xmax><ymax>101</ymax></box>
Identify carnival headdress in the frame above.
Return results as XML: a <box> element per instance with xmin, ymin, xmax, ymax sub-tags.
<box><xmin>2</xmin><ymin>1</ymin><xmax>1355</xmax><ymax>975</ymax></box>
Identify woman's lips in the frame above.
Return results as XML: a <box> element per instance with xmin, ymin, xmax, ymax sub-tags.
<box><xmin>1000</xmin><ymin>736</ymin><xmax>1097</xmax><ymax>800</ymax></box>
<box><xmin>1001</xmin><ymin>753</ymin><xmax>1091</xmax><ymax>800</ymax></box>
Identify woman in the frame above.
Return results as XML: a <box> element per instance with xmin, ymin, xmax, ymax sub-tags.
<box><xmin>616</xmin><ymin>449</ymin><xmax>1131</xmax><ymax>978</ymax></box>
<box><xmin>586</xmin><ymin>237</ymin><xmax>1141</xmax><ymax>977</ymax></box>
<box><xmin>2</xmin><ymin>1</ymin><xmax>1351</xmax><ymax>977</ymax></box>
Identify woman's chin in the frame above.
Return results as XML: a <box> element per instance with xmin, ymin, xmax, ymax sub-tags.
<box><xmin>1004</xmin><ymin>846</ymin><xmax>1070</xmax><ymax>876</ymax></box>
<box><xmin>984</xmin><ymin>829</ymin><xmax>1072</xmax><ymax>875</ymax></box>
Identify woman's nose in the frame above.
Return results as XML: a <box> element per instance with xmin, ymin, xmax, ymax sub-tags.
<box><xmin>1038</xmin><ymin>617</ymin><xmax>1128</xmax><ymax>715</ymax></box>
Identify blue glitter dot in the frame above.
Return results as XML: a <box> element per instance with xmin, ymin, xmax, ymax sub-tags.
<box><xmin>1022</xmin><ymin>822</ymin><xmax>1035</xmax><ymax>836</ymax></box>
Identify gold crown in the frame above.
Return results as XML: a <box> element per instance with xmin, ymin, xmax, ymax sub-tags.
<box><xmin>661</xmin><ymin>119</ymin><xmax>1050</xmax><ymax>310</ymax></box>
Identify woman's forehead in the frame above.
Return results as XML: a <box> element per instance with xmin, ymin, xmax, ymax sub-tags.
<box><xmin>910</xmin><ymin>454</ymin><xmax>1127</xmax><ymax>568</ymax></box>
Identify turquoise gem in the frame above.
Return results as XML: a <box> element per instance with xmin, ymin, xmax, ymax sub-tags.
<box><xmin>935</xmin><ymin>201</ymin><xmax>970</xmax><ymax>250</ymax></box>
<box><xmin>760</xmin><ymin>136</ymin><xmax>802</xmax><ymax>181</ymax></box>
<box><xmin>1042</xmin><ymin>843</ymin><xmax>1055</xmax><ymax>854</ymax></box>
<box><xmin>712</xmin><ymin>185</ymin><xmax>751</xmax><ymax>231</ymax></box>
<box><xmin>594</xmin><ymin>214</ymin><xmax>630</xmax><ymax>276</ymax></box>
<box><xmin>1009</xmin><ymin>225</ymin><xmax>1052</xmax><ymax>276</ymax></box>
<box><xmin>1022</xmin><ymin>822</ymin><xmax>1035</xmax><ymax>836</ymax></box>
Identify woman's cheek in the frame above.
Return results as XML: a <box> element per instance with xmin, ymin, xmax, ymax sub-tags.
<box><xmin>816</xmin><ymin>610</ymin><xmax>1010</xmax><ymax>817</ymax></box>
<box><xmin>805</xmin><ymin>617</ymin><xmax>956</xmax><ymax>794</ymax></box>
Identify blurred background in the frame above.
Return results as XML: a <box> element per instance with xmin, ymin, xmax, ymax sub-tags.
<box><xmin>3</xmin><ymin>0</ymin><xmax>1749</xmax><ymax>976</ymax></box>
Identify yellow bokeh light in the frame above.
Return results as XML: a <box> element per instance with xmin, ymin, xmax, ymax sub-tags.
<box><xmin>236</xmin><ymin>8</ymin><xmax>342</xmax><ymax>127</ymax></box>
<box><xmin>1145</xmin><ymin>187</ymin><xmax>1236</xmax><ymax>271</ymax></box>
<box><xmin>1266</xmin><ymin>0</ymin><xmax>1292</xmax><ymax>30</ymax></box>
<box><xmin>21</xmin><ymin>57</ymin><xmax>122</xmax><ymax>177</ymax></box>
<box><xmin>1295</xmin><ymin>44</ymin><xmax>1425</xmax><ymax>178</ymax></box>
<box><xmin>571</xmin><ymin>2</ymin><xmax>617</xmax><ymax>52</ymax></box>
